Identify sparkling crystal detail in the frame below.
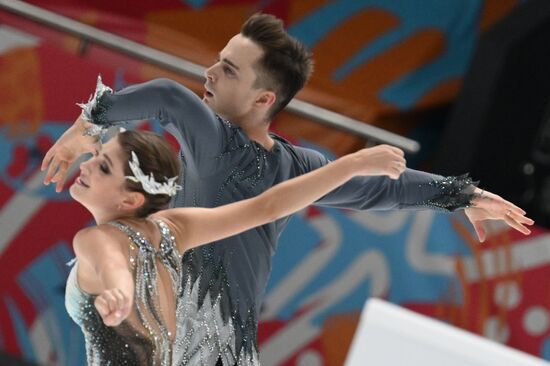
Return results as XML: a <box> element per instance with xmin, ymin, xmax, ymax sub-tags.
<box><xmin>414</xmin><ymin>174</ymin><xmax>478</xmax><ymax>211</ymax></box>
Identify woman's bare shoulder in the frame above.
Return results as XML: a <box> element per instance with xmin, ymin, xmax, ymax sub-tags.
<box><xmin>73</xmin><ymin>224</ymin><xmax>127</xmax><ymax>258</ymax></box>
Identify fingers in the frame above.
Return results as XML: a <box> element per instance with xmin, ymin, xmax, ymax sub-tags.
<box><xmin>388</xmin><ymin>171</ymin><xmax>400</xmax><ymax>180</ymax></box>
<box><xmin>105</xmin><ymin>289</ymin><xmax>127</xmax><ymax>315</ymax></box>
<box><xmin>507</xmin><ymin>202</ymin><xmax>526</xmax><ymax>216</ymax></box>
<box><xmin>396</xmin><ymin>159</ymin><xmax>406</xmax><ymax>172</ymax></box>
<box><xmin>51</xmin><ymin>162</ymin><xmax>69</xmax><ymax>192</ymax></box>
<box><xmin>497</xmin><ymin>198</ymin><xmax>526</xmax><ymax>216</ymax></box>
<box><xmin>389</xmin><ymin>162</ymin><xmax>406</xmax><ymax>180</ymax></box>
<box><xmin>384</xmin><ymin>145</ymin><xmax>406</xmax><ymax>180</ymax></box>
<box><xmin>99</xmin><ymin>291</ymin><xmax>118</xmax><ymax>313</ymax></box>
<box><xmin>483</xmin><ymin>192</ymin><xmax>526</xmax><ymax>216</ymax></box>
<box><xmin>94</xmin><ymin>296</ymin><xmax>111</xmax><ymax>318</ymax></box>
<box><xmin>381</xmin><ymin>144</ymin><xmax>405</xmax><ymax>157</ymax></box>
<box><xmin>505</xmin><ymin>209</ymin><xmax>534</xmax><ymax>234</ymax></box>
<box><xmin>94</xmin><ymin>289</ymin><xmax>131</xmax><ymax>326</ymax></box>
<box><xmin>112</xmin><ymin>288</ymin><xmax>128</xmax><ymax>311</ymax></box>
<box><xmin>44</xmin><ymin>159</ymin><xmax>69</xmax><ymax>191</ymax></box>
<box><xmin>497</xmin><ymin>196</ymin><xmax>534</xmax><ymax>231</ymax></box>
<box><xmin>508</xmin><ymin>210</ymin><xmax>535</xmax><ymax>226</ymax></box>
<box><xmin>473</xmin><ymin>221</ymin><xmax>486</xmax><ymax>243</ymax></box>
<box><xmin>356</xmin><ymin>144</ymin><xmax>407</xmax><ymax>179</ymax></box>
<box><xmin>43</xmin><ymin>155</ymin><xmax>73</xmax><ymax>191</ymax></box>
<box><xmin>466</xmin><ymin>203</ymin><xmax>535</xmax><ymax>241</ymax></box>
<box><xmin>476</xmin><ymin>194</ymin><xmax>529</xmax><ymax>221</ymax></box>
<box><xmin>56</xmin><ymin>175</ymin><xmax>69</xmax><ymax>193</ymax></box>
<box><xmin>41</xmin><ymin>149</ymin><xmax>54</xmax><ymax>172</ymax></box>
<box><xmin>43</xmin><ymin>157</ymin><xmax>60</xmax><ymax>185</ymax></box>
<box><xmin>391</xmin><ymin>151</ymin><xmax>406</xmax><ymax>179</ymax></box>
<box><xmin>503</xmin><ymin>212</ymin><xmax>532</xmax><ymax>236</ymax></box>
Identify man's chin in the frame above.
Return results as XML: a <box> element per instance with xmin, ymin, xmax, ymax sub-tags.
<box><xmin>203</xmin><ymin>99</ymin><xmax>219</xmax><ymax>114</ymax></box>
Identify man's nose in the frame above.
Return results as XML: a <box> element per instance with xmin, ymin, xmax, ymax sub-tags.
<box><xmin>204</xmin><ymin>64</ymin><xmax>217</xmax><ymax>82</ymax></box>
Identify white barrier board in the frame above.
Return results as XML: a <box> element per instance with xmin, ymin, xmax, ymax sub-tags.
<box><xmin>346</xmin><ymin>298</ymin><xmax>550</xmax><ymax>366</ymax></box>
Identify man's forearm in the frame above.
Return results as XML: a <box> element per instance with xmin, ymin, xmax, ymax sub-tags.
<box><xmin>316</xmin><ymin>168</ymin><xmax>478</xmax><ymax>212</ymax></box>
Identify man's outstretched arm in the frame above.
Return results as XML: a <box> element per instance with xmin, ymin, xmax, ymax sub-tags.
<box><xmin>42</xmin><ymin>77</ymin><xmax>223</xmax><ymax>191</ymax></box>
<box><xmin>295</xmin><ymin>145</ymin><xmax>533</xmax><ymax>241</ymax></box>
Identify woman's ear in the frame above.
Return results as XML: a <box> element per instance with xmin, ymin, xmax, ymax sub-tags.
<box><xmin>119</xmin><ymin>191</ymin><xmax>145</xmax><ymax>212</ymax></box>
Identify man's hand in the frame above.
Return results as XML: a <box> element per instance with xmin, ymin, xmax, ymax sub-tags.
<box><xmin>465</xmin><ymin>189</ymin><xmax>534</xmax><ymax>242</ymax></box>
<box><xmin>41</xmin><ymin>117</ymin><xmax>101</xmax><ymax>192</ymax></box>
<box><xmin>353</xmin><ymin>144</ymin><xmax>406</xmax><ymax>180</ymax></box>
<box><xmin>94</xmin><ymin>288</ymin><xmax>132</xmax><ymax>326</ymax></box>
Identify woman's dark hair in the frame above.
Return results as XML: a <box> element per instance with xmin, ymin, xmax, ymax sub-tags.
<box><xmin>118</xmin><ymin>130</ymin><xmax>182</xmax><ymax>217</ymax></box>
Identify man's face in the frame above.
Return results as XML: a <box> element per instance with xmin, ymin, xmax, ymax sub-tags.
<box><xmin>203</xmin><ymin>34</ymin><xmax>265</xmax><ymax>123</ymax></box>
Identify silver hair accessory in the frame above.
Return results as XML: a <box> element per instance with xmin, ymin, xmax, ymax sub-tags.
<box><xmin>125</xmin><ymin>151</ymin><xmax>182</xmax><ymax>197</ymax></box>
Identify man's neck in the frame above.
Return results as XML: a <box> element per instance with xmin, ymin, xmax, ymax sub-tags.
<box><xmin>234</xmin><ymin>117</ymin><xmax>275</xmax><ymax>151</ymax></box>
<box><xmin>244</xmin><ymin>127</ymin><xmax>275</xmax><ymax>150</ymax></box>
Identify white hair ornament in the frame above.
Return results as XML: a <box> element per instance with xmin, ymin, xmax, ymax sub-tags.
<box><xmin>125</xmin><ymin>151</ymin><xmax>182</xmax><ymax>197</ymax></box>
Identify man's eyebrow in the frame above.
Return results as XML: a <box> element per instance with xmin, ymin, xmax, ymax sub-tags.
<box><xmin>104</xmin><ymin>153</ymin><xmax>114</xmax><ymax>168</ymax></box>
<box><xmin>219</xmin><ymin>53</ymin><xmax>240</xmax><ymax>70</ymax></box>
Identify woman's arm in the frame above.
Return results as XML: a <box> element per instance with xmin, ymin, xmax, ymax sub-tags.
<box><xmin>155</xmin><ymin>145</ymin><xmax>406</xmax><ymax>252</ymax></box>
<box><xmin>73</xmin><ymin>226</ymin><xmax>134</xmax><ymax>326</ymax></box>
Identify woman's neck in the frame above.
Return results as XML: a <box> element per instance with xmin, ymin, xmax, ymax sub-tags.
<box><xmin>93</xmin><ymin>211</ymin><xmax>139</xmax><ymax>225</ymax></box>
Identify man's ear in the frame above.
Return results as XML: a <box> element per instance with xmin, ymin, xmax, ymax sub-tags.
<box><xmin>119</xmin><ymin>191</ymin><xmax>145</xmax><ymax>212</ymax></box>
<box><xmin>255</xmin><ymin>90</ymin><xmax>276</xmax><ymax>109</ymax></box>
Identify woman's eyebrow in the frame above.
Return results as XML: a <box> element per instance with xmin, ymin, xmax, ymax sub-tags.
<box><xmin>103</xmin><ymin>153</ymin><xmax>114</xmax><ymax>168</ymax></box>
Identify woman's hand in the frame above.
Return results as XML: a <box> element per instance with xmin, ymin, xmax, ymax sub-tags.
<box><xmin>465</xmin><ymin>189</ymin><xmax>535</xmax><ymax>242</ymax></box>
<box><xmin>351</xmin><ymin>144</ymin><xmax>406</xmax><ymax>180</ymax></box>
<box><xmin>94</xmin><ymin>288</ymin><xmax>132</xmax><ymax>326</ymax></box>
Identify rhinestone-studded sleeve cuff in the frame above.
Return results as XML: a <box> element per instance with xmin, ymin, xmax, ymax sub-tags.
<box><xmin>76</xmin><ymin>75</ymin><xmax>113</xmax><ymax>137</ymax></box>
<box><xmin>416</xmin><ymin>173</ymin><xmax>479</xmax><ymax>212</ymax></box>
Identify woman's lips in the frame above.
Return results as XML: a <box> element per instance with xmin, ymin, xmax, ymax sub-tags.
<box><xmin>76</xmin><ymin>177</ymin><xmax>89</xmax><ymax>188</ymax></box>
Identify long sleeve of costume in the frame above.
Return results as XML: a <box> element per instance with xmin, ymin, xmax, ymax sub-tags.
<box><xmin>78</xmin><ymin>75</ymin><xmax>477</xmax><ymax>212</ymax></box>
<box><xmin>79</xmin><ymin>76</ymin><xmax>225</xmax><ymax>168</ymax></box>
<box><xmin>291</xmin><ymin>144</ymin><xmax>477</xmax><ymax>212</ymax></box>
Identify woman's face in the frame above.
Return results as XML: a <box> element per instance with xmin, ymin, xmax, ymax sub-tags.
<box><xmin>69</xmin><ymin>136</ymin><xmax>129</xmax><ymax>214</ymax></box>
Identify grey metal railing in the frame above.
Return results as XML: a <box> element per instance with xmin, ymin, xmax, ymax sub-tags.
<box><xmin>0</xmin><ymin>0</ymin><xmax>420</xmax><ymax>153</ymax></box>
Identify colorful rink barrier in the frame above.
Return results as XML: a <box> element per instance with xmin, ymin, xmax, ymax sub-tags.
<box><xmin>2</xmin><ymin>2</ymin><xmax>550</xmax><ymax>365</ymax></box>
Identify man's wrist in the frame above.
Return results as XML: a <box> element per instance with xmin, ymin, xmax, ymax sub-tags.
<box><xmin>75</xmin><ymin>115</ymin><xmax>94</xmax><ymax>133</ymax></box>
<box><xmin>75</xmin><ymin>115</ymin><xmax>107</xmax><ymax>140</ymax></box>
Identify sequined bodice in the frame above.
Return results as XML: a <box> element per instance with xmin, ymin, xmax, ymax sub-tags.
<box><xmin>65</xmin><ymin>219</ymin><xmax>181</xmax><ymax>366</ymax></box>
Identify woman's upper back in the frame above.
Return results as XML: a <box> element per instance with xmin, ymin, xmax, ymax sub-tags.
<box><xmin>65</xmin><ymin>219</ymin><xmax>182</xmax><ymax>365</ymax></box>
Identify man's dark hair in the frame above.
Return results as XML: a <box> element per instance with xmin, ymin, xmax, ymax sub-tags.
<box><xmin>241</xmin><ymin>13</ymin><xmax>314</xmax><ymax>121</ymax></box>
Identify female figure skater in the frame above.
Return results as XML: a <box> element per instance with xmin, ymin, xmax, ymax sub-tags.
<box><xmin>65</xmin><ymin>128</ymin><xmax>435</xmax><ymax>365</ymax></box>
